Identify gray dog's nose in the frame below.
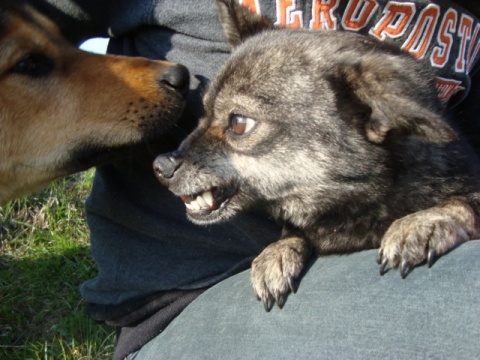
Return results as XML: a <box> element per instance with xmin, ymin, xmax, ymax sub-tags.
<box><xmin>159</xmin><ymin>64</ymin><xmax>190</xmax><ymax>95</ymax></box>
<box><xmin>153</xmin><ymin>151</ymin><xmax>184</xmax><ymax>180</ymax></box>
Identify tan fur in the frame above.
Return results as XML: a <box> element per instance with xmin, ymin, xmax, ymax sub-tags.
<box><xmin>0</xmin><ymin>5</ymin><xmax>186</xmax><ymax>204</ymax></box>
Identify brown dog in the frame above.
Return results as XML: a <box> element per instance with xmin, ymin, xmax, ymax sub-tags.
<box><xmin>0</xmin><ymin>1</ymin><xmax>188</xmax><ymax>204</ymax></box>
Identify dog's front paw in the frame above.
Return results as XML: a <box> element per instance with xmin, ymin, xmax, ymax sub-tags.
<box><xmin>377</xmin><ymin>201</ymin><xmax>477</xmax><ymax>278</ymax></box>
<box><xmin>251</xmin><ymin>237</ymin><xmax>311</xmax><ymax>311</ymax></box>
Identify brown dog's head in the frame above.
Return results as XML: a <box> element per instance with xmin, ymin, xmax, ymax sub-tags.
<box><xmin>0</xmin><ymin>2</ymin><xmax>189</xmax><ymax>204</ymax></box>
<box><xmin>154</xmin><ymin>0</ymin><xmax>458</xmax><ymax>226</ymax></box>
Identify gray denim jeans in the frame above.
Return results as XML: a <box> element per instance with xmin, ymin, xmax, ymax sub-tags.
<box><xmin>129</xmin><ymin>240</ymin><xmax>480</xmax><ymax>359</ymax></box>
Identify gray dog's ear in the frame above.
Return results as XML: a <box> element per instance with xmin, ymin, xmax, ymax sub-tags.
<box><xmin>337</xmin><ymin>59</ymin><xmax>458</xmax><ymax>144</ymax></box>
<box><xmin>216</xmin><ymin>0</ymin><xmax>275</xmax><ymax>48</ymax></box>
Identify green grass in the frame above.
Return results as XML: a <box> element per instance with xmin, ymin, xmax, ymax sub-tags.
<box><xmin>0</xmin><ymin>170</ymin><xmax>116</xmax><ymax>359</ymax></box>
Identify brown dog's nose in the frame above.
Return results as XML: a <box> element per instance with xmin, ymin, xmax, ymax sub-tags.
<box><xmin>153</xmin><ymin>151</ymin><xmax>184</xmax><ymax>180</ymax></box>
<box><xmin>159</xmin><ymin>64</ymin><xmax>189</xmax><ymax>95</ymax></box>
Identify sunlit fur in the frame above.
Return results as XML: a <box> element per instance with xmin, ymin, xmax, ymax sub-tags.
<box><xmin>155</xmin><ymin>0</ymin><xmax>480</xmax><ymax>310</ymax></box>
<box><xmin>0</xmin><ymin>3</ymin><xmax>185</xmax><ymax>204</ymax></box>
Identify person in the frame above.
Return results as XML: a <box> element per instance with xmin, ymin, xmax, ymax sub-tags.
<box><xmin>26</xmin><ymin>0</ymin><xmax>480</xmax><ymax>359</ymax></box>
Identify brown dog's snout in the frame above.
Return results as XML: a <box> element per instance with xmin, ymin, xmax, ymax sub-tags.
<box><xmin>153</xmin><ymin>150</ymin><xmax>184</xmax><ymax>181</ymax></box>
<box><xmin>159</xmin><ymin>64</ymin><xmax>190</xmax><ymax>95</ymax></box>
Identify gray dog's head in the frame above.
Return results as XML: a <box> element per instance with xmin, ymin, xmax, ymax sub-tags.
<box><xmin>154</xmin><ymin>0</ymin><xmax>457</xmax><ymax>226</ymax></box>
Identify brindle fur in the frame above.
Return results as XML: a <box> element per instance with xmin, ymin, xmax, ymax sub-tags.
<box><xmin>154</xmin><ymin>0</ymin><xmax>480</xmax><ymax>311</ymax></box>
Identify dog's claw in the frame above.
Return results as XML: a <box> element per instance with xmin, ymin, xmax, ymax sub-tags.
<box><xmin>276</xmin><ymin>295</ymin><xmax>285</xmax><ymax>309</ymax></box>
<box><xmin>288</xmin><ymin>277</ymin><xmax>298</xmax><ymax>294</ymax></box>
<box><xmin>400</xmin><ymin>260</ymin><xmax>412</xmax><ymax>279</ymax></box>
<box><xmin>263</xmin><ymin>296</ymin><xmax>274</xmax><ymax>312</ymax></box>
<box><xmin>427</xmin><ymin>249</ymin><xmax>436</xmax><ymax>267</ymax></box>
<box><xmin>379</xmin><ymin>257</ymin><xmax>389</xmax><ymax>276</ymax></box>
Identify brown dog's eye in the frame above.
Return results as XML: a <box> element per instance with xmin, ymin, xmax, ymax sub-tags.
<box><xmin>228</xmin><ymin>114</ymin><xmax>256</xmax><ymax>136</ymax></box>
<box><xmin>11</xmin><ymin>54</ymin><xmax>55</xmax><ymax>78</ymax></box>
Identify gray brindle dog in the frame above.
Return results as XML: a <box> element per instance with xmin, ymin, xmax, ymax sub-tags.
<box><xmin>154</xmin><ymin>0</ymin><xmax>480</xmax><ymax>311</ymax></box>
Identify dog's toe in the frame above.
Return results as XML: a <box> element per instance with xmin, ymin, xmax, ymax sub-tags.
<box><xmin>378</xmin><ymin>203</ymin><xmax>474</xmax><ymax>277</ymax></box>
<box><xmin>251</xmin><ymin>236</ymin><xmax>311</xmax><ymax>310</ymax></box>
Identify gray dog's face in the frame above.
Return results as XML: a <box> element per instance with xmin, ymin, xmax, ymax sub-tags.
<box><xmin>154</xmin><ymin>29</ymin><xmax>453</xmax><ymax>226</ymax></box>
<box><xmin>157</xmin><ymin>31</ymin><xmax>351</xmax><ymax>225</ymax></box>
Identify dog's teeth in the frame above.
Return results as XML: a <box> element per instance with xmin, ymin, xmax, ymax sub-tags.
<box><xmin>192</xmin><ymin>200</ymin><xmax>201</xmax><ymax>210</ymax></box>
<box><xmin>184</xmin><ymin>191</ymin><xmax>215</xmax><ymax>211</ymax></box>
<box><xmin>202</xmin><ymin>191</ymin><xmax>214</xmax><ymax>207</ymax></box>
<box><xmin>196</xmin><ymin>195</ymin><xmax>208</xmax><ymax>208</ymax></box>
<box><xmin>189</xmin><ymin>200</ymin><xmax>201</xmax><ymax>211</ymax></box>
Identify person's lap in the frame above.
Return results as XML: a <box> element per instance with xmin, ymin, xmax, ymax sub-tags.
<box><xmin>130</xmin><ymin>240</ymin><xmax>480</xmax><ymax>359</ymax></box>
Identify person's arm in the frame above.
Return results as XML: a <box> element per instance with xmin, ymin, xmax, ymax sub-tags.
<box><xmin>25</xmin><ymin>0</ymin><xmax>115</xmax><ymax>45</ymax></box>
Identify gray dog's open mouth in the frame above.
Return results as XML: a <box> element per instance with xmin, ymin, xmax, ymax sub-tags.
<box><xmin>179</xmin><ymin>186</ymin><xmax>236</xmax><ymax>217</ymax></box>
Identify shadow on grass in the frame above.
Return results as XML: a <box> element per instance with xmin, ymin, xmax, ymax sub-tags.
<box><xmin>0</xmin><ymin>171</ymin><xmax>115</xmax><ymax>359</ymax></box>
<box><xmin>0</xmin><ymin>244</ymin><xmax>116</xmax><ymax>360</ymax></box>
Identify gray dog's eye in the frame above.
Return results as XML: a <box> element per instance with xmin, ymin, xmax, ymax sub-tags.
<box><xmin>228</xmin><ymin>114</ymin><xmax>256</xmax><ymax>136</ymax></box>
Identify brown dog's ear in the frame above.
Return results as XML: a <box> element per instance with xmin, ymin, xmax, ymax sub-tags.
<box><xmin>337</xmin><ymin>59</ymin><xmax>458</xmax><ymax>144</ymax></box>
<box><xmin>216</xmin><ymin>0</ymin><xmax>275</xmax><ymax>48</ymax></box>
